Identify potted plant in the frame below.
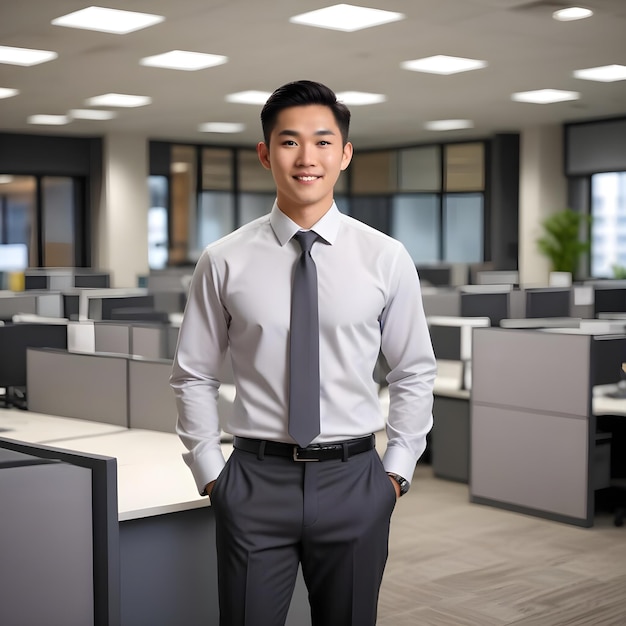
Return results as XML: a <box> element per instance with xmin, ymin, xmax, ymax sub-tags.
<box><xmin>536</xmin><ymin>208</ymin><xmax>591</xmax><ymax>279</ymax></box>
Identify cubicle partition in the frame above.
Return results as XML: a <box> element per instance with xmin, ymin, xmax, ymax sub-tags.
<box><xmin>427</xmin><ymin>316</ymin><xmax>489</xmax><ymax>482</ymax></box>
<box><xmin>127</xmin><ymin>358</ymin><xmax>177</xmax><ymax>433</ymax></box>
<box><xmin>0</xmin><ymin>437</ymin><xmax>119</xmax><ymax>626</ymax></box>
<box><xmin>524</xmin><ymin>287</ymin><xmax>572</xmax><ymax>318</ymax></box>
<box><xmin>470</xmin><ymin>327</ymin><xmax>616</xmax><ymax>527</ymax></box>
<box><xmin>27</xmin><ymin>349</ymin><xmax>129</xmax><ymax>426</ymax></box>
<box><xmin>0</xmin><ymin>323</ymin><xmax>68</xmax><ymax>407</ymax></box>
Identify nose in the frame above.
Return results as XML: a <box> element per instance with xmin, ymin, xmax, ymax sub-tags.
<box><xmin>295</xmin><ymin>143</ymin><xmax>316</xmax><ymax>167</ymax></box>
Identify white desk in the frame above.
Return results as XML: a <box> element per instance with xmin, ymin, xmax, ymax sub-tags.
<box><xmin>0</xmin><ymin>408</ymin><xmax>310</xmax><ymax>626</ymax></box>
<box><xmin>0</xmin><ymin>408</ymin><xmax>126</xmax><ymax>443</ymax></box>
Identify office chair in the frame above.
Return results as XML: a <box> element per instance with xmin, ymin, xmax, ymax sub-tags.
<box><xmin>612</xmin><ymin>479</ymin><xmax>626</xmax><ymax>527</ymax></box>
<box><xmin>597</xmin><ymin>413</ymin><xmax>626</xmax><ymax>527</ymax></box>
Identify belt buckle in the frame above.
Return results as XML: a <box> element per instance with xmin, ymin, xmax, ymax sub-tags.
<box><xmin>292</xmin><ymin>446</ymin><xmax>319</xmax><ymax>462</ymax></box>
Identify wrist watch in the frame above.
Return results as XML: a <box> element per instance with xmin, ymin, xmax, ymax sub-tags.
<box><xmin>387</xmin><ymin>473</ymin><xmax>410</xmax><ymax>496</ymax></box>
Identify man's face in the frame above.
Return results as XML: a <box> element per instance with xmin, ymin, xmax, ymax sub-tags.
<box><xmin>257</xmin><ymin>105</ymin><xmax>352</xmax><ymax>220</ymax></box>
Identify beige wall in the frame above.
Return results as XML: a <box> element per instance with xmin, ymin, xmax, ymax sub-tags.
<box><xmin>97</xmin><ymin>134</ymin><xmax>150</xmax><ymax>287</ymax></box>
<box><xmin>518</xmin><ymin>125</ymin><xmax>568</xmax><ymax>287</ymax></box>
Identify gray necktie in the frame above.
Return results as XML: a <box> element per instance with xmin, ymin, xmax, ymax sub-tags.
<box><xmin>289</xmin><ymin>231</ymin><xmax>321</xmax><ymax>448</ymax></box>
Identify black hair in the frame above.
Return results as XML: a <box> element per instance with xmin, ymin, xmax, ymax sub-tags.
<box><xmin>260</xmin><ymin>80</ymin><xmax>351</xmax><ymax>146</ymax></box>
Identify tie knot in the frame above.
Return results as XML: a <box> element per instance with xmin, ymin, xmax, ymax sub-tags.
<box><xmin>294</xmin><ymin>231</ymin><xmax>318</xmax><ymax>254</ymax></box>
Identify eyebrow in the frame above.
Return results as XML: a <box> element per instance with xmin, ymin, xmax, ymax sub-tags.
<box><xmin>276</xmin><ymin>129</ymin><xmax>336</xmax><ymax>138</ymax></box>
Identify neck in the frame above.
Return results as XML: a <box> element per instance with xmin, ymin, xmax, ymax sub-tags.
<box><xmin>278</xmin><ymin>200</ymin><xmax>333</xmax><ymax>230</ymax></box>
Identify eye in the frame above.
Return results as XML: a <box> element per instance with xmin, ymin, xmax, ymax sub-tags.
<box><xmin>318</xmin><ymin>140</ymin><xmax>331</xmax><ymax>146</ymax></box>
<box><xmin>282</xmin><ymin>140</ymin><xmax>297</xmax><ymax>146</ymax></box>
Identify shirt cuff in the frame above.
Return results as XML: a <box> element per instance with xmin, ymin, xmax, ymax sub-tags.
<box><xmin>382</xmin><ymin>445</ymin><xmax>419</xmax><ymax>486</ymax></box>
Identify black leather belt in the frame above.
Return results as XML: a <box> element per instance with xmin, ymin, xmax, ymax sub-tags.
<box><xmin>233</xmin><ymin>434</ymin><xmax>375</xmax><ymax>462</ymax></box>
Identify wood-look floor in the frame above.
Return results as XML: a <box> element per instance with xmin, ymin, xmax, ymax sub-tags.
<box><xmin>378</xmin><ymin>464</ymin><xmax>626</xmax><ymax>626</ymax></box>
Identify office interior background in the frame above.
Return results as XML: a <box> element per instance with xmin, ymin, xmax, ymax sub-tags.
<box><xmin>0</xmin><ymin>0</ymin><xmax>625</xmax><ymax>287</ymax></box>
<box><xmin>2</xmin><ymin>3</ymin><xmax>626</xmax><ymax>625</ymax></box>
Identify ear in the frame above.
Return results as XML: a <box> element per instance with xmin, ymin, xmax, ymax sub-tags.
<box><xmin>340</xmin><ymin>142</ymin><xmax>353</xmax><ymax>171</ymax></box>
<box><xmin>257</xmin><ymin>141</ymin><xmax>271</xmax><ymax>170</ymax></box>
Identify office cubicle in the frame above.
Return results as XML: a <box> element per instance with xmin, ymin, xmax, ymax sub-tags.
<box><xmin>0</xmin><ymin>437</ymin><xmax>119</xmax><ymax>626</ymax></box>
<box><xmin>524</xmin><ymin>287</ymin><xmax>571</xmax><ymax>318</ymax></box>
<box><xmin>427</xmin><ymin>316</ymin><xmax>489</xmax><ymax>482</ymax></box>
<box><xmin>0</xmin><ymin>323</ymin><xmax>68</xmax><ymax>406</ymax></box>
<box><xmin>593</xmin><ymin>286</ymin><xmax>626</xmax><ymax>316</ymax></box>
<box><xmin>470</xmin><ymin>327</ymin><xmax>619</xmax><ymax>527</ymax></box>
<box><xmin>27</xmin><ymin>348</ymin><xmax>129</xmax><ymax>426</ymax></box>
<box><xmin>24</xmin><ymin>268</ymin><xmax>111</xmax><ymax>291</ymax></box>
<box><xmin>94</xmin><ymin>322</ymin><xmax>168</xmax><ymax>359</ymax></box>
<box><xmin>0</xmin><ymin>293</ymin><xmax>37</xmax><ymax>320</ymax></box>
<box><xmin>460</xmin><ymin>290</ymin><xmax>510</xmax><ymax>326</ymax></box>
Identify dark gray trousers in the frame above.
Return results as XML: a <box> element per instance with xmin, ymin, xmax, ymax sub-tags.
<box><xmin>210</xmin><ymin>444</ymin><xmax>397</xmax><ymax>626</ymax></box>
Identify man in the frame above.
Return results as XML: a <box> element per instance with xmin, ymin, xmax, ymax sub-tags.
<box><xmin>171</xmin><ymin>80</ymin><xmax>436</xmax><ymax>626</ymax></box>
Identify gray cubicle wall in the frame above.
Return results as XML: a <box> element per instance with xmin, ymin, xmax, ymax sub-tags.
<box><xmin>27</xmin><ymin>348</ymin><xmax>129</xmax><ymax>426</ymax></box>
<box><xmin>128</xmin><ymin>358</ymin><xmax>177</xmax><ymax>433</ymax></box>
<box><xmin>0</xmin><ymin>293</ymin><xmax>37</xmax><ymax>320</ymax></box>
<box><xmin>421</xmin><ymin>289</ymin><xmax>461</xmax><ymax>317</ymax></box>
<box><xmin>470</xmin><ymin>328</ymin><xmax>595</xmax><ymax>526</ymax></box>
<box><xmin>0</xmin><ymin>438</ymin><xmax>119</xmax><ymax>626</ymax></box>
<box><xmin>130</xmin><ymin>325</ymin><xmax>166</xmax><ymax>360</ymax></box>
<box><xmin>94</xmin><ymin>322</ymin><xmax>131</xmax><ymax>355</ymax></box>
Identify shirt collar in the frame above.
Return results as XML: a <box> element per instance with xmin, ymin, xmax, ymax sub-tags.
<box><xmin>270</xmin><ymin>201</ymin><xmax>341</xmax><ymax>247</ymax></box>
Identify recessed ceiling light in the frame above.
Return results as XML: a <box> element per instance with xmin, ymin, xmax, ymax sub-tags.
<box><xmin>69</xmin><ymin>109</ymin><xmax>117</xmax><ymax>120</ymax></box>
<box><xmin>27</xmin><ymin>114</ymin><xmax>71</xmax><ymax>126</ymax></box>
<box><xmin>225</xmin><ymin>91</ymin><xmax>272</xmax><ymax>105</ymax></box>
<box><xmin>573</xmin><ymin>64</ymin><xmax>626</xmax><ymax>82</ymax></box>
<box><xmin>553</xmin><ymin>7</ymin><xmax>593</xmax><ymax>21</ymax></box>
<box><xmin>85</xmin><ymin>93</ymin><xmax>152</xmax><ymax>107</ymax></box>
<box><xmin>0</xmin><ymin>87</ymin><xmax>19</xmax><ymax>99</ymax></box>
<box><xmin>0</xmin><ymin>175</ymin><xmax>14</xmax><ymax>184</ymax></box>
<box><xmin>51</xmin><ymin>6</ymin><xmax>164</xmax><ymax>34</ymax></box>
<box><xmin>401</xmin><ymin>55</ymin><xmax>487</xmax><ymax>75</ymax></box>
<box><xmin>511</xmin><ymin>89</ymin><xmax>580</xmax><ymax>104</ymax></box>
<box><xmin>0</xmin><ymin>45</ymin><xmax>57</xmax><ymax>67</ymax></box>
<box><xmin>425</xmin><ymin>119</ymin><xmax>474</xmax><ymax>131</ymax></box>
<box><xmin>336</xmin><ymin>91</ymin><xmax>386</xmax><ymax>105</ymax></box>
<box><xmin>198</xmin><ymin>122</ymin><xmax>245</xmax><ymax>133</ymax></box>
<box><xmin>290</xmin><ymin>4</ymin><xmax>405</xmax><ymax>32</ymax></box>
<box><xmin>140</xmin><ymin>50</ymin><xmax>228</xmax><ymax>71</ymax></box>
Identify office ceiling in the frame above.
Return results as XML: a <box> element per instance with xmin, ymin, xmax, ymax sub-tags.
<box><xmin>1</xmin><ymin>0</ymin><xmax>625</xmax><ymax>150</ymax></box>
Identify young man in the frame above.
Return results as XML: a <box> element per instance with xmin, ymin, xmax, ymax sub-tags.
<box><xmin>171</xmin><ymin>80</ymin><xmax>436</xmax><ymax>626</ymax></box>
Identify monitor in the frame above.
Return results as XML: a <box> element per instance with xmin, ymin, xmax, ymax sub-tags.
<box><xmin>75</xmin><ymin>273</ymin><xmax>110</xmax><ymax>289</ymax></box>
<box><xmin>0</xmin><ymin>323</ymin><xmax>68</xmax><ymax>391</ymax></box>
<box><xmin>428</xmin><ymin>325</ymin><xmax>462</xmax><ymax>361</ymax></box>
<box><xmin>592</xmin><ymin>335</ymin><xmax>626</xmax><ymax>386</ymax></box>
<box><xmin>416</xmin><ymin>266</ymin><xmax>451</xmax><ymax>287</ymax></box>
<box><xmin>460</xmin><ymin>292</ymin><xmax>509</xmax><ymax>326</ymax></box>
<box><xmin>525</xmin><ymin>288</ymin><xmax>571</xmax><ymax>318</ymax></box>
<box><xmin>594</xmin><ymin>287</ymin><xmax>626</xmax><ymax>316</ymax></box>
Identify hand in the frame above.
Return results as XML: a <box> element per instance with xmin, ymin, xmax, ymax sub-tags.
<box><xmin>205</xmin><ymin>480</ymin><xmax>216</xmax><ymax>497</ymax></box>
<box><xmin>388</xmin><ymin>475</ymin><xmax>401</xmax><ymax>500</ymax></box>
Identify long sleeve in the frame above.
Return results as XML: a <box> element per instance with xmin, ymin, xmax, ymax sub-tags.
<box><xmin>170</xmin><ymin>250</ymin><xmax>230</xmax><ymax>494</ymax></box>
<box><xmin>380</xmin><ymin>246</ymin><xmax>437</xmax><ymax>484</ymax></box>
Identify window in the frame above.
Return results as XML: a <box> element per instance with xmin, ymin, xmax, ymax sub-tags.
<box><xmin>0</xmin><ymin>174</ymin><xmax>83</xmax><ymax>267</ymax></box>
<box><xmin>443</xmin><ymin>193</ymin><xmax>483</xmax><ymax>262</ymax></box>
<box><xmin>148</xmin><ymin>176</ymin><xmax>168</xmax><ymax>269</ymax></box>
<box><xmin>391</xmin><ymin>194</ymin><xmax>440</xmax><ymax>263</ymax></box>
<box><xmin>590</xmin><ymin>172</ymin><xmax>626</xmax><ymax>277</ymax></box>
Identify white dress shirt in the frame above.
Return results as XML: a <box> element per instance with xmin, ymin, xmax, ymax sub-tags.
<box><xmin>171</xmin><ymin>202</ymin><xmax>436</xmax><ymax>493</ymax></box>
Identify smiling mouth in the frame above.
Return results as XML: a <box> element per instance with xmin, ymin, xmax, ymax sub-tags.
<box><xmin>294</xmin><ymin>175</ymin><xmax>320</xmax><ymax>182</ymax></box>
